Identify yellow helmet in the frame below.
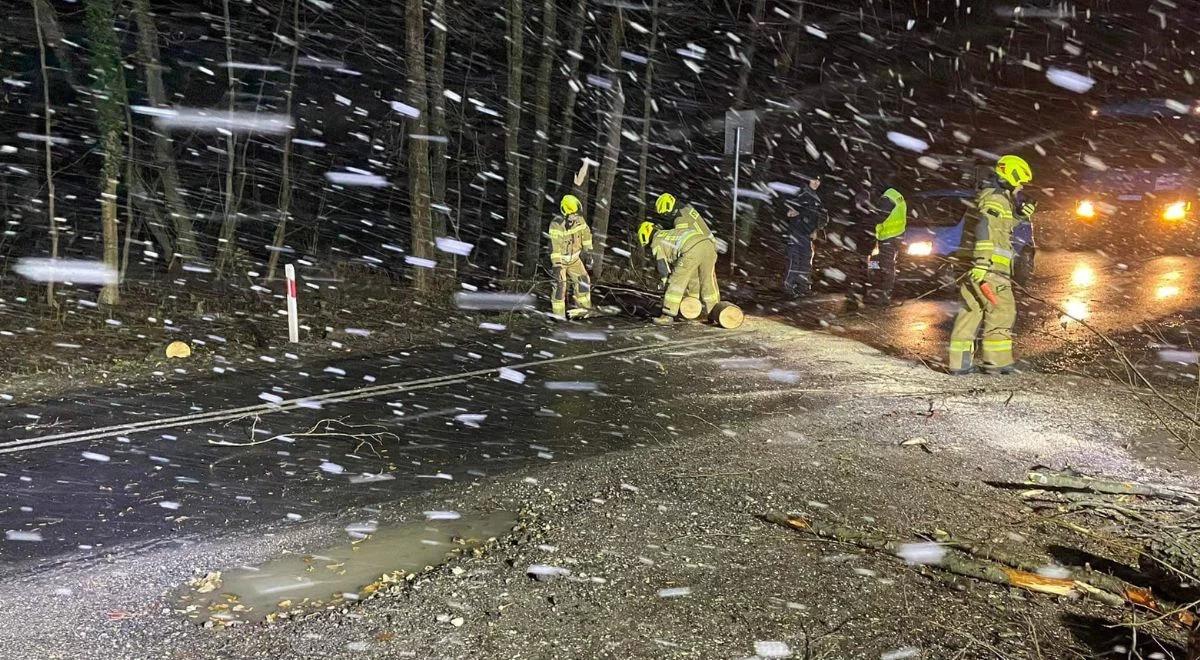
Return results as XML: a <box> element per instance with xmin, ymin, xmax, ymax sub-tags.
<box><xmin>637</xmin><ymin>221</ymin><xmax>658</xmax><ymax>247</ymax></box>
<box><xmin>560</xmin><ymin>194</ymin><xmax>581</xmax><ymax>216</ymax></box>
<box><xmin>655</xmin><ymin>193</ymin><xmax>677</xmax><ymax>215</ymax></box>
<box><xmin>995</xmin><ymin>155</ymin><xmax>1032</xmax><ymax>189</ymax></box>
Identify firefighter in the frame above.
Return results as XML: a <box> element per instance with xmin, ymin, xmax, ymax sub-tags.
<box><xmin>947</xmin><ymin>155</ymin><xmax>1034</xmax><ymax>375</ymax></box>
<box><xmin>655</xmin><ymin>192</ymin><xmax>713</xmax><ymax>238</ymax></box>
<box><xmin>653</xmin><ymin>192</ymin><xmax>715</xmax><ymax>312</ymax></box>
<box><xmin>779</xmin><ymin>176</ymin><xmax>827</xmax><ymax>298</ymax></box>
<box><xmin>847</xmin><ymin>184</ymin><xmax>907</xmax><ymax>306</ymax></box>
<box><xmin>637</xmin><ymin>220</ymin><xmax>720</xmax><ymax>326</ymax></box>
<box><xmin>871</xmin><ymin>186</ymin><xmax>908</xmax><ymax>305</ymax></box>
<box><xmin>548</xmin><ymin>194</ymin><xmax>594</xmax><ymax>319</ymax></box>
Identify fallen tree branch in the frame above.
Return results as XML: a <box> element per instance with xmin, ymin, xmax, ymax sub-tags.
<box><xmin>759</xmin><ymin>511</ymin><xmax>1197</xmax><ymax>628</ymax></box>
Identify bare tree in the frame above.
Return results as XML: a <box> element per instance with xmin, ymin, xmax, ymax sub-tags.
<box><xmin>502</xmin><ymin>0</ymin><xmax>526</xmax><ymax>278</ymax></box>
<box><xmin>406</xmin><ymin>0</ymin><xmax>435</xmax><ymax>291</ymax></box>
<box><xmin>520</xmin><ymin>0</ymin><xmax>558</xmax><ymax>276</ymax></box>
<box><xmin>215</xmin><ymin>0</ymin><xmax>241</xmax><ymax>275</ymax></box>
<box><xmin>85</xmin><ymin>0</ymin><xmax>128</xmax><ymax>306</ymax></box>
<box><xmin>32</xmin><ymin>0</ymin><xmax>79</xmax><ymax>90</ymax></box>
<box><xmin>429</xmin><ymin>0</ymin><xmax>449</xmax><ymax>237</ymax></box>
<box><xmin>776</xmin><ymin>0</ymin><xmax>806</xmax><ymax>77</ymax></box>
<box><xmin>588</xmin><ymin>7</ymin><xmax>626</xmax><ymax>280</ymax></box>
<box><xmin>551</xmin><ymin>0</ymin><xmax>588</xmax><ymax>195</ymax></box>
<box><xmin>733</xmin><ymin>0</ymin><xmax>767</xmax><ymax>110</ymax></box>
<box><xmin>266</xmin><ymin>0</ymin><xmax>303</xmax><ymax>281</ymax></box>
<box><xmin>633</xmin><ymin>0</ymin><xmax>661</xmax><ymax>271</ymax></box>
<box><xmin>31</xmin><ymin>0</ymin><xmax>58</xmax><ymax>308</ymax></box>
<box><xmin>132</xmin><ymin>0</ymin><xmax>200</xmax><ymax>262</ymax></box>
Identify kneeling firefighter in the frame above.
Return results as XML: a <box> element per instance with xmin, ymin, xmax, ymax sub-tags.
<box><xmin>638</xmin><ymin>214</ymin><xmax>720</xmax><ymax>326</ymax></box>
<box><xmin>548</xmin><ymin>194</ymin><xmax>594</xmax><ymax>319</ymax></box>
<box><xmin>947</xmin><ymin>155</ymin><xmax>1035</xmax><ymax>375</ymax></box>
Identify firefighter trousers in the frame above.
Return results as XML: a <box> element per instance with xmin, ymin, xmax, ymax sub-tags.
<box><xmin>663</xmin><ymin>240</ymin><xmax>719</xmax><ymax>317</ymax></box>
<box><xmin>948</xmin><ymin>274</ymin><xmax>1015</xmax><ymax>371</ymax></box>
<box><xmin>552</xmin><ymin>260</ymin><xmax>592</xmax><ymax>317</ymax></box>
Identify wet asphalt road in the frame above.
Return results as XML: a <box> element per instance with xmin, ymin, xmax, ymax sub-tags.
<box><xmin>2</xmin><ymin>248</ymin><xmax>1199</xmax><ymax>571</ymax></box>
<box><xmin>0</xmin><ymin>323</ymin><xmax>777</xmax><ymax>569</ymax></box>
<box><xmin>741</xmin><ymin>249</ymin><xmax>1200</xmax><ymax>382</ymax></box>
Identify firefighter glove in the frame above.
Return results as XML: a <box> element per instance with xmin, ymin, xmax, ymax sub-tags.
<box><xmin>969</xmin><ymin>265</ymin><xmax>988</xmax><ymax>283</ymax></box>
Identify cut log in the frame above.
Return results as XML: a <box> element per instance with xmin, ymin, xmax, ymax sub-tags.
<box><xmin>678</xmin><ymin>296</ymin><xmax>703</xmax><ymax>320</ymax></box>
<box><xmin>709</xmin><ymin>301</ymin><xmax>744</xmax><ymax>329</ymax></box>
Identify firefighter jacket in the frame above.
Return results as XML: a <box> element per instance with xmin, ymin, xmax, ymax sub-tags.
<box><xmin>549</xmin><ymin>214</ymin><xmax>593</xmax><ymax>266</ymax></box>
<box><xmin>875</xmin><ymin>188</ymin><xmax>908</xmax><ymax>241</ymax></box>
<box><xmin>671</xmin><ymin>204</ymin><xmax>713</xmax><ymax>238</ymax></box>
<box><xmin>970</xmin><ymin>187</ymin><xmax>1020</xmax><ymax>276</ymax></box>
<box><xmin>650</xmin><ymin>224</ymin><xmax>712</xmax><ymax>277</ymax></box>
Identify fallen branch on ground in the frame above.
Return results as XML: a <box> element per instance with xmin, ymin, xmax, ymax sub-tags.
<box><xmin>758</xmin><ymin>511</ymin><xmax>1197</xmax><ymax>630</ymax></box>
<box><xmin>209</xmin><ymin>417</ymin><xmax>399</xmax><ymax>453</ymax></box>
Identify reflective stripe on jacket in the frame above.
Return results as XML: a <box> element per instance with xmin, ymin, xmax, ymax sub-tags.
<box><xmin>971</xmin><ymin>188</ymin><xmax>1019</xmax><ymax>275</ymax></box>
<box><xmin>650</xmin><ymin>225</ymin><xmax>709</xmax><ymax>266</ymax></box>
<box><xmin>549</xmin><ymin>214</ymin><xmax>593</xmax><ymax>265</ymax></box>
<box><xmin>875</xmin><ymin>188</ymin><xmax>907</xmax><ymax>241</ymax></box>
<box><xmin>673</xmin><ymin>204</ymin><xmax>713</xmax><ymax>238</ymax></box>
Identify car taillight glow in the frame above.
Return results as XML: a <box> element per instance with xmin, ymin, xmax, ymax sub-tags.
<box><xmin>1075</xmin><ymin>200</ymin><xmax>1096</xmax><ymax>219</ymax></box>
<box><xmin>905</xmin><ymin>241</ymin><xmax>933</xmax><ymax>257</ymax></box>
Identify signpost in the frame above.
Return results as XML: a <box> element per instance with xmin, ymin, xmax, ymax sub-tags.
<box><xmin>723</xmin><ymin>109</ymin><xmax>756</xmax><ymax>274</ymax></box>
<box><xmin>285</xmin><ymin>263</ymin><xmax>299</xmax><ymax>343</ymax></box>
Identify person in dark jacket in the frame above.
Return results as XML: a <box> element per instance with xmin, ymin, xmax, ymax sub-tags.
<box><xmin>780</xmin><ymin>176</ymin><xmax>827</xmax><ymax>297</ymax></box>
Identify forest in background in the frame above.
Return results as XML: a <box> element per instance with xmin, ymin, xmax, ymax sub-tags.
<box><xmin>0</xmin><ymin>0</ymin><xmax>1190</xmax><ymax>310</ymax></box>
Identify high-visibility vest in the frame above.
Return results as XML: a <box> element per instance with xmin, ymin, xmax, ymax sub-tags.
<box><xmin>875</xmin><ymin>188</ymin><xmax>907</xmax><ymax>240</ymax></box>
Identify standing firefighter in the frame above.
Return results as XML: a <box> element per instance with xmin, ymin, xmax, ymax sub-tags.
<box><xmin>947</xmin><ymin>155</ymin><xmax>1034</xmax><ymax>375</ymax></box>
<box><xmin>847</xmin><ymin>184</ymin><xmax>907</xmax><ymax>306</ymax></box>
<box><xmin>638</xmin><ymin>216</ymin><xmax>720</xmax><ymax>326</ymax></box>
<box><xmin>871</xmin><ymin>186</ymin><xmax>908</xmax><ymax>305</ymax></box>
<box><xmin>548</xmin><ymin>195</ymin><xmax>594</xmax><ymax>319</ymax></box>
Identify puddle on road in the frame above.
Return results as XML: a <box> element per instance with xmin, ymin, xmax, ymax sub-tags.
<box><xmin>176</xmin><ymin>510</ymin><xmax>515</xmax><ymax>626</ymax></box>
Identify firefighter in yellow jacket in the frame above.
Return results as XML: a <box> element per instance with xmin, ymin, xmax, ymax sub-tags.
<box><xmin>948</xmin><ymin>155</ymin><xmax>1034</xmax><ymax>375</ymax></box>
<box><xmin>638</xmin><ymin>217</ymin><xmax>719</xmax><ymax>326</ymax></box>
<box><xmin>548</xmin><ymin>195</ymin><xmax>594</xmax><ymax>319</ymax></box>
<box><xmin>652</xmin><ymin>193</ymin><xmax>716</xmax><ymax>315</ymax></box>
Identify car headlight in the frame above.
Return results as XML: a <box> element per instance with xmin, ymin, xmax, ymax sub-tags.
<box><xmin>906</xmin><ymin>241</ymin><xmax>933</xmax><ymax>257</ymax></box>
<box><xmin>1076</xmin><ymin>200</ymin><xmax>1096</xmax><ymax>218</ymax></box>
<box><xmin>1163</xmin><ymin>201</ymin><xmax>1190</xmax><ymax>222</ymax></box>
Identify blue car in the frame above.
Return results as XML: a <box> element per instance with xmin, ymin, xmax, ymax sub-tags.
<box><xmin>887</xmin><ymin>189</ymin><xmax>1036</xmax><ymax>290</ymax></box>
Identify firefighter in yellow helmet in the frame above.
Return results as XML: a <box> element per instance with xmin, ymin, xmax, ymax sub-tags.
<box><xmin>947</xmin><ymin>155</ymin><xmax>1034</xmax><ymax>374</ymax></box>
<box><xmin>653</xmin><ymin>193</ymin><xmax>716</xmax><ymax>314</ymax></box>
<box><xmin>548</xmin><ymin>194</ymin><xmax>594</xmax><ymax>319</ymax></box>
<box><xmin>638</xmin><ymin>216</ymin><xmax>720</xmax><ymax>326</ymax></box>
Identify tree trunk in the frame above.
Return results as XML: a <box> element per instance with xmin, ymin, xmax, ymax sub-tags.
<box><xmin>266</xmin><ymin>0</ymin><xmax>302</xmax><ymax>281</ymax></box>
<box><xmin>121</xmin><ymin>101</ymin><xmax>137</xmax><ymax>282</ymax></box>
<box><xmin>588</xmin><ymin>7</ymin><xmax>625</xmax><ymax>280</ymax></box>
<box><xmin>502</xmin><ymin>0</ymin><xmax>525</xmax><ymax>278</ymax></box>
<box><xmin>520</xmin><ymin>0</ymin><xmax>558</xmax><ymax>276</ymax></box>
<box><xmin>32</xmin><ymin>0</ymin><xmax>80</xmax><ymax>90</ymax></box>
<box><xmin>215</xmin><ymin>0</ymin><xmax>241</xmax><ymax>276</ymax></box>
<box><xmin>633</xmin><ymin>0</ymin><xmax>661</xmax><ymax>272</ymax></box>
<box><xmin>734</xmin><ymin>0</ymin><xmax>767</xmax><ymax>110</ymax></box>
<box><xmin>131</xmin><ymin>0</ymin><xmax>199</xmax><ymax>262</ymax></box>
<box><xmin>429</xmin><ymin>0</ymin><xmax>449</xmax><ymax>238</ymax></box>
<box><xmin>32</xmin><ymin>0</ymin><xmax>58</xmax><ymax>308</ymax></box>
<box><xmin>776</xmin><ymin>0</ymin><xmax>806</xmax><ymax>77</ymax></box>
<box><xmin>85</xmin><ymin>0</ymin><xmax>128</xmax><ymax>307</ymax></box>
<box><xmin>551</xmin><ymin>0</ymin><xmax>587</xmax><ymax>197</ymax></box>
<box><xmin>406</xmin><ymin>0</ymin><xmax>435</xmax><ymax>292</ymax></box>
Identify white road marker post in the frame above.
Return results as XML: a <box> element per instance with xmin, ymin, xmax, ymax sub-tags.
<box><xmin>285</xmin><ymin>263</ymin><xmax>299</xmax><ymax>343</ymax></box>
